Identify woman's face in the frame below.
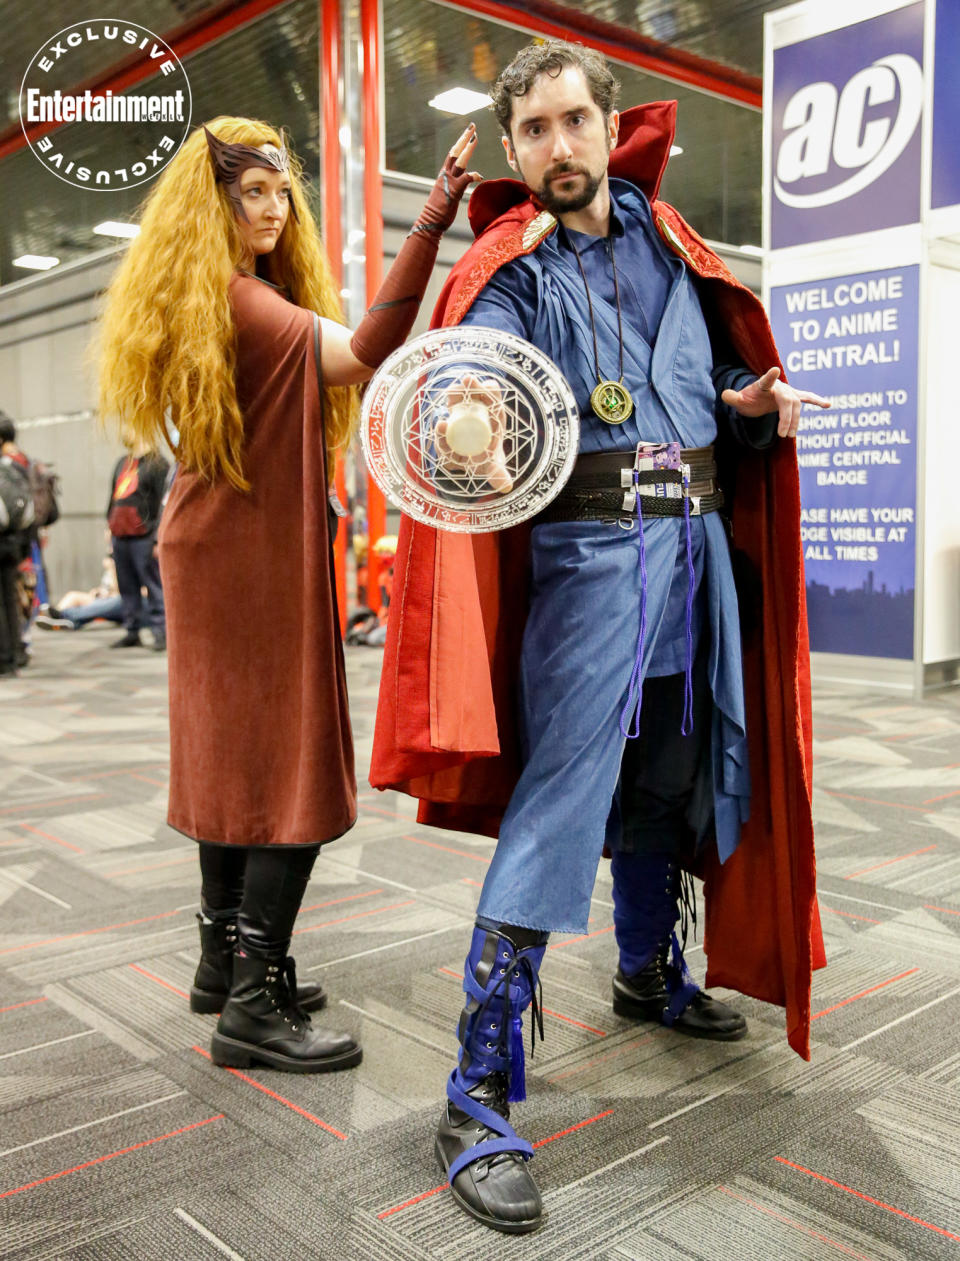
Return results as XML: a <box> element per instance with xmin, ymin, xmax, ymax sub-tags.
<box><xmin>235</xmin><ymin>152</ymin><xmax>291</xmax><ymax>258</ymax></box>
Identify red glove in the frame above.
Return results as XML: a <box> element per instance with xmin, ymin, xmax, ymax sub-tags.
<box><xmin>349</xmin><ymin>125</ymin><xmax>480</xmax><ymax>369</ymax></box>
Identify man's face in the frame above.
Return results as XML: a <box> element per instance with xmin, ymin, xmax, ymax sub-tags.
<box><xmin>503</xmin><ymin>65</ymin><xmax>618</xmax><ymax>215</ymax></box>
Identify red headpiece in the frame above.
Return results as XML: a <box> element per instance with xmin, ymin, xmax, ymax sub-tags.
<box><xmin>203</xmin><ymin>125</ymin><xmax>300</xmax><ymax>223</ymax></box>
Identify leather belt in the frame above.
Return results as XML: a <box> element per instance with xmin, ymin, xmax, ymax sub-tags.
<box><xmin>535</xmin><ymin>445</ymin><xmax>723</xmax><ymax>524</ymax></box>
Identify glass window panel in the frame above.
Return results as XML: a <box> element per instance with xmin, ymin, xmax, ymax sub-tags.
<box><xmin>383</xmin><ymin>0</ymin><xmax>766</xmax><ymax>247</ymax></box>
<box><xmin>0</xmin><ymin>0</ymin><xmax>320</xmax><ymax>288</ymax></box>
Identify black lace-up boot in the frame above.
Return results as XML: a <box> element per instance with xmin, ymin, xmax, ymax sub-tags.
<box><xmin>611</xmin><ymin>853</ymin><xmax>747</xmax><ymax>1040</ymax></box>
<box><xmin>189</xmin><ymin>913</ymin><xmax>327</xmax><ymax>1015</ymax></box>
<box><xmin>612</xmin><ymin>943</ymin><xmax>747</xmax><ymax>1040</ymax></box>
<box><xmin>435</xmin><ymin>923</ymin><xmax>548</xmax><ymax>1234</ymax></box>
<box><xmin>210</xmin><ymin>952</ymin><xmax>360</xmax><ymax>1073</ymax></box>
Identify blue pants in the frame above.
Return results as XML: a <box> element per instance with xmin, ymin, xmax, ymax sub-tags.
<box><xmin>476</xmin><ymin>517</ymin><xmax>709</xmax><ymax>934</ymax></box>
<box><xmin>65</xmin><ymin>595</ymin><xmax>124</xmax><ymax>627</ymax></box>
<box><xmin>112</xmin><ymin>536</ymin><xmax>164</xmax><ymax>634</ymax></box>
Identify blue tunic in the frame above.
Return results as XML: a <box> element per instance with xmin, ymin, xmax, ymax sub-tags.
<box><xmin>459</xmin><ymin>180</ymin><xmax>765</xmax><ymax>933</ymax></box>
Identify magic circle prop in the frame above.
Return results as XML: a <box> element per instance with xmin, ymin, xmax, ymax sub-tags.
<box><xmin>360</xmin><ymin>326</ymin><xmax>580</xmax><ymax>534</ymax></box>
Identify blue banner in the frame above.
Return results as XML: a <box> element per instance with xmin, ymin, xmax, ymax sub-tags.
<box><xmin>770</xmin><ymin>265</ymin><xmax>919</xmax><ymax>658</ymax></box>
<box><xmin>770</xmin><ymin>3</ymin><xmax>925</xmax><ymax>249</ymax></box>
<box><xmin>932</xmin><ymin>0</ymin><xmax>960</xmax><ymax>209</ymax></box>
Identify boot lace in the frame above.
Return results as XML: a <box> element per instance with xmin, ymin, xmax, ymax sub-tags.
<box><xmin>264</xmin><ymin>958</ymin><xmax>310</xmax><ymax>1032</ymax></box>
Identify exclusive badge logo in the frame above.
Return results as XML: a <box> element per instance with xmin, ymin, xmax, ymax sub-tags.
<box><xmin>19</xmin><ymin>20</ymin><xmax>193</xmax><ymax>191</ymax></box>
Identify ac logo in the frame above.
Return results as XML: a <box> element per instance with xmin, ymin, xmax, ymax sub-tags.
<box><xmin>774</xmin><ymin>53</ymin><xmax>923</xmax><ymax>210</ymax></box>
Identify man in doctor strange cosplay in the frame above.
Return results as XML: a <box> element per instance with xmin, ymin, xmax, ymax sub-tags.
<box><xmin>371</xmin><ymin>40</ymin><xmax>828</xmax><ymax>1234</ymax></box>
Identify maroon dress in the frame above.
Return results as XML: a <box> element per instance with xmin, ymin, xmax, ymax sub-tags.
<box><xmin>160</xmin><ymin>272</ymin><xmax>355</xmax><ymax>846</ymax></box>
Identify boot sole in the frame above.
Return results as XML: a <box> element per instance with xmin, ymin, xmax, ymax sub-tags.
<box><xmin>190</xmin><ymin>987</ymin><xmax>327</xmax><ymax>1016</ymax></box>
<box><xmin>210</xmin><ymin>1032</ymin><xmax>362</xmax><ymax>1073</ymax></box>
<box><xmin>434</xmin><ymin>1139</ymin><xmax>543</xmax><ymax>1235</ymax></box>
<box><xmin>613</xmin><ymin>992</ymin><xmax>748</xmax><ymax>1041</ymax></box>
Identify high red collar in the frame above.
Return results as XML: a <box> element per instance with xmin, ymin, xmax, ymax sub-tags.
<box><xmin>467</xmin><ymin>100</ymin><xmax>678</xmax><ymax>237</ymax></box>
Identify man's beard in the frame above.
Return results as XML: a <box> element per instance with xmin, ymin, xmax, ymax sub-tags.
<box><xmin>533</xmin><ymin>162</ymin><xmax>602</xmax><ymax>215</ymax></box>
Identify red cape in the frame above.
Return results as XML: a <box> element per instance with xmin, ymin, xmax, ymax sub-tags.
<box><xmin>371</xmin><ymin>102</ymin><xmax>825</xmax><ymax>1059</ymax></box>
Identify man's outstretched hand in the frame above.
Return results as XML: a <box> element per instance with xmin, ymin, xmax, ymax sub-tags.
<box><xmin>721</xmin><ymin>367</ymin><xmax>829</xmax><ymax>439</ymax></box>
<box><xmin>436</xmin><ymin>374</ymin><xmax>513</xmax><ymax>494</ymax></box>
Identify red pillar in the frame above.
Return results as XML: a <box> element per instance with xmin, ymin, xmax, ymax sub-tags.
<box><xmin>361</xmin><ymin>0</ymin><xmax>386</xmax><ymax>612</ymax></box>
<box><xmin>321</xmin><ymin>0</ymin><xmax>348</xmax><ymax>632</ymax></box>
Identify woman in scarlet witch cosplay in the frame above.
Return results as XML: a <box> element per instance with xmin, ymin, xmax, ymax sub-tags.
<box><xmin>98</xmin><ymin>116</ymin><xmax>479</xmax><ymax>1074</ymax></box>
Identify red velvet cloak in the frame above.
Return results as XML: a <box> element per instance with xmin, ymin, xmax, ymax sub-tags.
<box><xmin>371</xmin><ymin>103</ymin><xmax>825</xmax><ymax>1059</ymax></box>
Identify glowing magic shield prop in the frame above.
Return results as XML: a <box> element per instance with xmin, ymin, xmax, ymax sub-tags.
<box><xmin>360</xmin><ymin>327</ymin><xmax>580</xmax><ymax>533</ymax></box>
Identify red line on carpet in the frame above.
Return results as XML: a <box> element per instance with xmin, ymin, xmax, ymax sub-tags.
<box><xmin>378</xmin><ymin>1183</ymin><xmax>447</xmax><ymax>1218</ymax></box>
<box><xmin>824</xmin><ymin>790</ymin><xmax>931</xmax><ymax>815</ymax></box>
<box><xmin>128</xmin><ymin>963</ymin><xmax>189</xmax><ymax>999</ymax></box>
<box><xmin>844</xmin><ymin>846</ymin><xmax>937</xmax><ymax>879</ymax></box>
<box><xmin>922</xmin><ymin>788</ymin><xmax>960</xmax><ymax>804</ymax></box>
<box><xmin>811</xmin><ymin>968</ymin><xmax>919</xmax><ymax>1020</ymax></box>
<box><xmin>299</xmin><ymin>889</ymin><xmax>383</xmax><ymax>913</ymax></box>
<box><xmin>717</xmin><ymin>1185</ymin><xmax>875</xmax><ymax>1259</ymax></box>
<box><xmin>0</xmin><ymin>794</ymin><xmax>107</xmax><ymax>816</ymax></box>
<box><xmin>292</xmin><ymin>900</ymin><xmax>415</xmax><ymax>935</ymax></box>
<box><xmin>774</xmin><ymin>1156</ymin><xmax>960</xmax><ymax>1242</ymax></box>
<box><xmin>0</xmin><ymin>909</ymin><xmax>184</xmax><ymax>956</ymax></box>
<box><xmin>377</xmin><ymin>1109</ymin><xmax>613</xmax><ymax>1219</ymax></box>
<box><xmin>460</xmin><ymin>878</ymin><xmax>483</xmax><ymax>887</ymax></box>
<box><xmin>0</xmin><ymin>997</ymin><xmax>48</xmax><ymax>1014</ymax></box>
<box><xmin>532</xmin><ymin>1109</ymin><xmax>613</xmax><ymax>1148</ymax></box>
<box><xmin>548</xmin><ymin>926</ymin><xmax>615</xmax><ymax>950</ymax></box>
<box><xmin>192</xmin><ymin>1046</ymin><xmax>346</xmax><ymax>1139</ymax></box>
<box><xmin>105</xmin><ymin>854</ymin><xmax>196</xmax><ymax>878</ymax></box>
<box><xmin>361</xmin><ymin>801</ymin><xmax>417</xmax><ymax>824</ymax></box>
<box><xmin>401</xmin><ymin>834</ymin><xmax>491</xmax><ymax>864</ymax></box>
<box><xmin>925</xmin><ymin>903</ymin><xmax>960</xmax><ymax>917</ymax></box>
<box><xmin>68</xmin><ymin>765</ymin><xmax>165</xmax><ymax>781</ymax></box>
<box><xmin>436</xmin><ymin>969</ymin><xmax>606</xmax><ymax>1036</ymax></box>
<box><xmin>0</xmin><ymin>1114</ymin><xmax>224</xmax><ymax>1200</ymax></box>
<box><xmin>542</xmin><ymin>1008</ymin><xmax>607</xmax><ymax>1036</ymax></box>
<box><xmin>549</xmin><ymin>1037</ymin><xmax>659</xmax><ymax>1083</ymax></box>
<box><xmin>821</xmin><ymin>906</ymin><xmax>882</xmax><ymax>924</ymax></box>
<box><xmin>128</xmin><ymin>773</ymin><xmax>167</xmax><ymax>787</ymax></box>
<box><xmin>17</xmin><ymin>823</ymin><xmax>84</xmax><ymax>854</ymax></box>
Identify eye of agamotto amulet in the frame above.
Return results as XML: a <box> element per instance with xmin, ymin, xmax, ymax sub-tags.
<box><xmin>445</xmin><ymin>401</ymin><xmax>493</xmax><ymax>456</ymax></box>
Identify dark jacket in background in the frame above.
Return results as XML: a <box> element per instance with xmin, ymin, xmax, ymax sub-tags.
<box><xmin>107</xmin><ymin>453</ymin><xmax>171</xmax><ymax>539</ymax></box>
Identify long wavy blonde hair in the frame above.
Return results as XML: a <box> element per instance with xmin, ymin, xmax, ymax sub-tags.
<box><xmin>97</xmin><ymin>116</ymin><xmax>358</xmax><ymax>491</ymax></box>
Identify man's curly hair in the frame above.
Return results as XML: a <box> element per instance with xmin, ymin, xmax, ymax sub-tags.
<box><xmin>491</xmin><ymin>39</ymin><xmax>620</xmax><ymax>138</ymax></box>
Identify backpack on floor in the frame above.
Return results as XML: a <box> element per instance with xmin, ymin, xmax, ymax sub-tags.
<box><xmin>0</xmin><ymin>457</ymin><xmax>35</xmax><ymax>534</ymax></box>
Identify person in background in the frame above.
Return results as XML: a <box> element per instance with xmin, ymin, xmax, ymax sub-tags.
<box><xmin>106</xmin><ymin>432</ymin><xmax>169</xmax><ymax>651</ymax></box>
<box><xmin>37</xmin><ymin>550</ymin><xmax>123</xmax><ymax>631</ymax></box>
<box><xmin>0</xmin><ymin>411</ymin><xmax>33</xmax><ymax>677</ymax></box>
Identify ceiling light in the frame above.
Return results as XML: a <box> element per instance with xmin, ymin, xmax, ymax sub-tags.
<box><xmin>13</xmin><ymin>254</ymin><xmax>59</xmax><ymax>270</ymax></box>
<box><xmin>428</xmin><ymin>88</ymin><xmax>492</xmax><ymax>115</ymax></box>
<box><xmin>738</xmin><ymin>244</ymin><xmax>764</xmax><ymax>256</ymax></box>
<box><xmin>670</xmin><ymin>145</ymin><xmax>684</xmax><ymax>157</ymax></box>
<box><xmin>93</xmin><ymin>221</ymin><xmax>140</xmax><ymax>238</ymax></box>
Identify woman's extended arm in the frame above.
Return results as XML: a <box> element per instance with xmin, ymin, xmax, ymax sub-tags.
<box><xmin>320</xmin><ymin>125</ymin><xmax>480</xmax><ymax>386</ymax></box>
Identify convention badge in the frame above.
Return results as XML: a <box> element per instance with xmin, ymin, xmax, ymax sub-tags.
<box><xmin>361</xmin><ymin>327</ymin><xmax>580</xmax><ymax>534</ymax></box>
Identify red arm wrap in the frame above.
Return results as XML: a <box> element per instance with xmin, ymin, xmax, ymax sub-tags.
<box><xmin>350</xmin><ymin>155</ymin><xmax>473</xmax><ymax>369</ymax></box>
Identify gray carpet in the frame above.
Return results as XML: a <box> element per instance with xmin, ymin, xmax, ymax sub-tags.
<box><xmin>2</xmin><ymin>629</ymin><xmax>959</xmax><ymax>1259</ymax></box>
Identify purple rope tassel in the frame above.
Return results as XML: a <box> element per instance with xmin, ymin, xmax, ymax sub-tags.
<box><xmin>681</xmin><ymin>469</ymin><xmax>695</xmax><ymax>737</ymax></box>
<box><xmin>620</xmin><ymin>472</ymin><xmax>648</xmax><ymax>739</ymax></box>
